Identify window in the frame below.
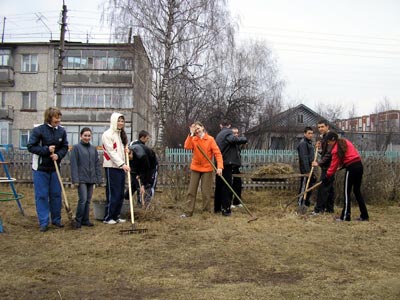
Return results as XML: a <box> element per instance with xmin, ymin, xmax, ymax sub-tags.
<box><xmin>64</xmin><ymin>125</ymin><xmax>129</xmax><ymax>147</ymax></box>
<box><xmin>1</xmin><ymin>92</ymin><xmax>5</xmax><ymax>108</ymax></box>
<box><xmin>61</xmin><ymin>87</ymin><xmax>133</xmax><ymax>109</ymax></box>
<box><xmin>297</xmin><ymin>114</ymin><xmax>304</xmax><ymax>124</ymax></box>
<box><xmin>22</xmin><ymin>92</ymin><xmax>37</xmax><ymax>110</ymax></box>
<box><xmin>0</xmin><ymin>121</ymin><xmax>11</xmax><ymax>145</ymax></box>
<box><xmin>19</xmin><ymin>129</ymin><xmax>30</xmax><ymax>149</ymax></box>
<box><xmin>21</xmin><ymin>54</ymin><xmax>38</xmax><ymax>72</ymax></box>
<box><xmin>0</xmin><ymin>49</ymin><xmax>11</xmax><ymax>66</ymax></box>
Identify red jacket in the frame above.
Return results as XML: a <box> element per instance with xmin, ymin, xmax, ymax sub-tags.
<box><xmin>327</xmin><ymin>139</ymin><xmax>361</xmax><ymax>178</ymax></box>
<box><xmin>184</xmin><ymin>133</ymin><xmax>223</xmax><ymax>172</ymax></box>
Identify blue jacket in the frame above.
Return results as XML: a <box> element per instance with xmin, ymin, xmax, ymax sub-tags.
<box><xmin>70</xmin><ymin>141</ymin><xmax>103</xmax><ymax>184</ymax></box>
<box><xmin>27</xmin><ymin>123</ymin><xmax>69</xmax><ymax>172</ymax></box>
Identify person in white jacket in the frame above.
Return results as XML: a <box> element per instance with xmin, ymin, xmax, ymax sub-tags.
<box><xmin>102</xmin><ymin>112</ymin><xmax>130</xmax><ymax>224</ymax></box>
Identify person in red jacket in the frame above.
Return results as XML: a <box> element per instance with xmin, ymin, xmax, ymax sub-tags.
<box><xmin>181</xmin><ymin>121</ymin><xmax>223</xmax><ymax>217</ymax></box>
<box><xmin>313</xmin><ymin>131</ymin><xmax>369</xmax><ymax>222</ymax></box>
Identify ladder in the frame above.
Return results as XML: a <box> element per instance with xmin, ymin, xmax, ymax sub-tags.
<box><xmin>0</xmin><ymin>150</ymin><xmax>24</xmax><ymax>232</ymax></box>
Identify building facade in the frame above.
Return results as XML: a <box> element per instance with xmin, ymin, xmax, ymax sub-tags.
<box><xmin>335</xmin><ymin>110</ymin><xmax>400</xmax><ymax>151</ymax></box>
<box><xmin>0</xmin><ymin>36</ymin><xmax>154</xmax><ymax>149</ymax></box>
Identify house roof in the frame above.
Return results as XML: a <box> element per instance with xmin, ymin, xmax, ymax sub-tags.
<box><xmin>246</xmin><ymin>104</ymin><xmax>343</xmax><ymax>135</ymax></box>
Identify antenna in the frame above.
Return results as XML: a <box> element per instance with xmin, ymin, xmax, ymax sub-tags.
<box><xmin>35</xmin><ymin>13</ymin><xmax>53</xmax><ymax>40</ymax></box>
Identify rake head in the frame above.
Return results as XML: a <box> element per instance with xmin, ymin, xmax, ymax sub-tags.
<box><xmin>247</xmin><ymin>216</ymin><xmax>258</xmax><ymax>223</ymax></box>
<box><xmin>119</xmin><ymin>224</ymin><xmax>148</xmax><ymax>235</ymax></box>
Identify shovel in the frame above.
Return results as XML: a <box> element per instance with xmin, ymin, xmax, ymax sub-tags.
<box><xmin>285</xmin><ymin>181</ymin><xmax>322</xmax><ymax>210</ymax></box>
<box><xmin>52</xmin><ymin>151</ymin><xmax>73</xmax><ymax>222</ymax></box>
<box><xmin>197</xmin><ymin>145</ymin><xmax>258</xmax><ymax>223</ymax></box>
<box><xmin>120</xmin><ymin>150</ymin><xmax>147</xmax><ymax>234</ymax></box>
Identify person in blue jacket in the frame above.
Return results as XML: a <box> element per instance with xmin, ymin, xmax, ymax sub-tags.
<box><xmin>70</xmin><ymin>127</ymin><xmax>103</xmax><ymax>229</ymax></box>
<box><xmin>27</xmin><ymin>107</ymin><xmax>69</xmax><ymax>232</ymax></box>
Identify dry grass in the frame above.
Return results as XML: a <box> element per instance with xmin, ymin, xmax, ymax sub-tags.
<box><xmin>1</xmin><ymin>184</ymin><xmax>400</xmax><ymax>300</ymax></box>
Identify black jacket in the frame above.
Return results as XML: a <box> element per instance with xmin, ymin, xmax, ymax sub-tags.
<box><xmin>297</xmin><ymin>137</ymin><xmax>314</xmax><ymax>174</ymax></box>
<box><xmin>215</xmin><ymin>128</ymin><xmax>247</xmax><ymax>167</ymax></box>
<box><xmin>27</xmin><ymin>123</ymin><xmax>69</xmax><ymax>172</ymax></box>
<box><xmin>318</xmin><ymin>132</ymin><xmax>333</xmax><ymax>169</ymax></box>
<box><xmin>128</xmin><ymin>140</ymin><xmax>158</xmax><ymax>186</ymax></box>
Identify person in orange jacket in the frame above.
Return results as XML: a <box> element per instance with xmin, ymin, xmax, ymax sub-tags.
<box><xmin>181</xmin><ymin>121</ymin><xmax>223</xmax><ymax>217</ymax></box>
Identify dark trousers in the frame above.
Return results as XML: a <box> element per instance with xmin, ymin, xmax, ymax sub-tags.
<box><xmin>314</xmin><ymin>168</ymin><xmax>335</xmax><ymax>213</ymax></box>
<box><xmin>104</xmin><ymin>168</ymin><xmax>125</xmax><ymax>221</ymax></box>
<box><xmin>214</xmin><ymin>165</ymin><xmax>233</xmax><ymax>212</ymax></box>
<box><xmin>75</xmin><ymin>183</ymin><xmax>94</xmax><ymax>225</ymax></box>
<box><xmin>340</xmin><ymin>161</ymin><xmax>369</xmax><ymax>221</ymax></box>
<box><xmin>298</xmin><ymin>174</ymin><xmax>316</xmax><ymax>207</ymax></box>
<box><xmin>232</xmin><ymin>166</ymin><xmax>242</xmax><ymax>205</ymax></box>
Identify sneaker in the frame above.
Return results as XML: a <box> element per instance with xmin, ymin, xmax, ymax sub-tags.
<box><xmin>310</xmin><ymin>211</ymin><xmax>320</xmax><ymax>216</ymax></box>
<box><xmin>40</xmin><ymin>225</ymin><xmax>48</xmax><ymax>232</ymax></box>
<box><xmin>230</xmin><ymin>205</ymin><xmax>236</xmax><ymax>209</ymax></box>
<box><xmin>74</xmin><ymin>223</ymin><xmax>82</xmax><ymax>229</ymax></box>
<box><xmin>334</xmin><ymin>217</ymin><xmax>344</xmax><ymax>222</ymax></box>
<box><xmin>116</xmin><ymin>218</ymin><xmax>126</xmax><ymax>223</ymax></box>
<box><xmin>103</xmin><ymin>219</ymin><xmax>117</xmax><ymax>225</ymax></box>
<box><xmin>355</xmin><ymin>217</ymin><xmax>369</xmax><ymax>222</ymax></box>
<box><xmin>180</xmin><ymin>214</ymin><xmax>188</xmax><ymax>218</ymax></box>
<box><xmin>236</xmin><ymin>204</ymin><xmax>243</xmax><ymax>208</ymax></box>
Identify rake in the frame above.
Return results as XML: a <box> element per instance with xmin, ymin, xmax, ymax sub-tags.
<box><xmin>120</xmin><ymin>151</ymin><xmax>147</xmax><ymax>234</ymax></box>
<box><xmin>285</xmin><ymin>181</ymin><xmax>322</xmax><ymax>210</ymax></box>
<box><xmin>197</xmin><ymin>145</ymin><xmax>258</xmax><ymax>223</ymax></box>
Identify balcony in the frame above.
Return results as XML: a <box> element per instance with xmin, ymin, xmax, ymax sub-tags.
<box><xmin>0</xmin><ymin>66</ymin><xmax>15</xmax><ymax>87</ymax></box>
<box><xmin>0</xmin><ymin>105</ymin><xmax>14</xmax><ymax>120</ymax></box>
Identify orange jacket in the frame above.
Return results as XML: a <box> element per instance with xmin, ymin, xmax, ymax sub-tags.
<box><xmin>184</xmin><ymin>133</ymin><xmax>223</xmax><ymax>172</ymax></box>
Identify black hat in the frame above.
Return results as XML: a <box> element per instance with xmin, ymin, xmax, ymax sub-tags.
<box><xmin>325</xmin><ymin>131</ymin><xmax>338</xmax><ymax>141</ymax></box>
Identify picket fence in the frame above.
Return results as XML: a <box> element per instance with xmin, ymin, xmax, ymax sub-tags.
<box><xmin>1</xmin><ymin>148</ymin><xmax>399</xmax><ymax>190</ymax></box>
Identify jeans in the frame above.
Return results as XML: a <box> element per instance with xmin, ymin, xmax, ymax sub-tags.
<box><xmin>75</xmin><ymin>183</ymin><xmax>94</xmax><ymax>225</ymax></box>
<box><xmin>33</xmin><ymin>170</ymin><xmax>62</xmax><ymax>227</ymax></box>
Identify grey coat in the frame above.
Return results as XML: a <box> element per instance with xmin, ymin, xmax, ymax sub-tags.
<box><xmin>70</xmin><ymin>141</ymin><xmax>102</xmax><ymax>184</ymax></box>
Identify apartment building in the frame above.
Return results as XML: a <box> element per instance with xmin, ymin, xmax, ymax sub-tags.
<box><xmin>0</xmin><ymin>36</ymin><xmax>154</xmax><ymax>149</ymax></box>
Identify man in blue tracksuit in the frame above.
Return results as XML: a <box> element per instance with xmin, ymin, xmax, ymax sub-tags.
<box><xmin>27</xmin><ymin>107</ymin><xmax>69</xmax><ymax>232</ymax></box>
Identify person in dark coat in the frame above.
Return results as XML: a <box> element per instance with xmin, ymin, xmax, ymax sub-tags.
<box><xmin>126</xmin><ymin>130</ymin><xmax>158</xmax><ymax>208</ymax></box>
<box><xmin>27</xmin><ymin>107</ymin><xmax>69</xmax><ymax>232</ymax></box>
<box><xmin>214</xmin><ymin>120</ymin><xmax>248</xmax><ymax>216</ymax></box>
<box><xmin>70</xmin><ymin>127</ymin><xmax>103</xmax><ymax>228</ymax></box>
<box><xmin>231</xmin><ymin>127</ymin><xmax>247</xmax><ymax>208</ymax></box>
<box><xmin>311</xmin><ymin>120</ymin><xmax>335</xmax><ymax>215</ymax></box>
<box><xmin>297</xmin><ymin>126</ymin><xmax>316</xmax><ymax>207</ymax></box>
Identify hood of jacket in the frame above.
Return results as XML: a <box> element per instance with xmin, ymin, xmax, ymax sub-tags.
<box><xmin>110</xmin><ymin>112</ymin><xmax>124</xmax><ymax>131</ymax></box>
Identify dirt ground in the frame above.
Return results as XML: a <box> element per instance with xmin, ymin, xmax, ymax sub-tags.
<box><xmin>1</xmin><ymin>184</ymin><xmax>400</xmax><ymax>300</ymax></box>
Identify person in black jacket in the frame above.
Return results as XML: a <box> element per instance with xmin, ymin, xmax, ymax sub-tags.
<box><xmin>214</xmin><ymin>120</ymin><xmax>248</xmax><ymax>216</ymax></box>
<box><xmin>297</xmin><ymin>126</ymin><xmax>316</xmax><ymax>208</ymax></box>
<box><xmin>27</xmin><ymin>107</ymin><xmax>69</xmax><ymax>232</ymax></box>
<box><xmin>70</xmin><ymin>127</ymin><xmax>103</xmax><ymax>229</ymax></box>
<box><xmin>126</xmin><ymin>130</ymin><xmax>158</xmax><ymax>208</ymax></box>
<box><xmin>311</xmin><ymin>120</ymin><xmax>335</xmax><ymax>215</ymax></box>
<box><xmin>231</xmin><ymin>127</ymin><xmax>247</xmax><ymax>208</ymax></box>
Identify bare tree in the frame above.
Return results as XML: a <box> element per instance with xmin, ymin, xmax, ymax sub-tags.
<box><xmin>103</xmin><ymin>0</ymin><xmax>234</xmax><ymax>148</ymax></box>
<box><xmin>315</xmin><ymin>102</ymin><xmax>343</xmax><ymax>122</ymax></box>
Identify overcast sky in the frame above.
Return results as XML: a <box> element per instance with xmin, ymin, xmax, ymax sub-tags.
<box><xmin>2</xmin><ymin>0</ymin><xmax>399</xmax><ymax>117</ymax></box>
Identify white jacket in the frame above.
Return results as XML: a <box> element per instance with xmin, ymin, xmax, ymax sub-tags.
<box><xmin>102</xmin><ymin>112</ymin><xmax>126</xmax><ymax>168</ymax></box>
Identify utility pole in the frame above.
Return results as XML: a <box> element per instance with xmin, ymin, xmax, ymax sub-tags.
<box><xmin>56</xmin><ymin>3</ymin><xmax>67</xmax><ymax>107</ymax></box>
<box><xmin>1</xmin><ymin>17</ymin><xmax>5</xmax><ymax>43</ymax></box>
